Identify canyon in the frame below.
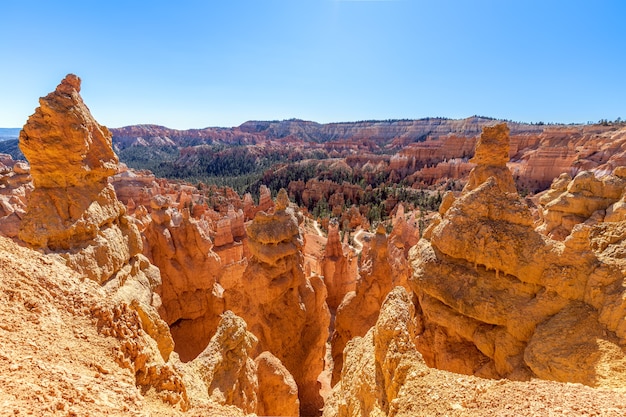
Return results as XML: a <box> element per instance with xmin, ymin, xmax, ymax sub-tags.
<box><xmin>2</xmin><ymin>75</ymin><xmax>626</xmax><ymax>416</ymax></box>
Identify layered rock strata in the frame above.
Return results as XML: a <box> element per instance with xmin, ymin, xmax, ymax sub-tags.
<box><xmin>331</xmin><ymin>224</ymin><xmax>402</xmax><ymax>385</ymax></box>
<box><xmin>409</xmin><ymin>123</ymin><xmax>626</xmax><ymax>385</ymax></box>
<box><xmin>225</xmin><ymin>189</ymin><xmax>330</xmax><ymax>416</ymax></box>
<box><xmin>141</xmin><ymin>196</ymin><xmax>225</xmax><ymax>361</ymax></box>
<box><xmin>321</xmin><ymin>219</ymin><xmax>357</xmax><ymax>312</ymax></box>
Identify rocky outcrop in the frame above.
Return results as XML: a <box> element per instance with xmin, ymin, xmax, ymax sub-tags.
<box><xmin>110</xmin><ymin>165</ymin><xmax>159</xmax><ymax>212</ymax></box>
<box><xmin>18</xmin><ymin>75</ymin><xmax>142</xmax><ymax>279</ymax></box>
<box><xmin>537</xmin><ymin>169</ymin><xmax>626</xmax><ymax>240</ymax></box>
<box><xmin>184</xmin><ymin>311</ymin><xmax>259</xmax><ymax>413</ymax></box>
<box><xmin>324</xmin><ymin>286</ymin><xmax>421</xmax><ymax>417</ymax></box>
<box><xmin>325</xmin><ymin>285</ymin><xmax>626</xmax><ymax>417</ymax></box>
<box><xmin>321</xmin><ymin>220</ymin><xmax>357</xmax><ymax>312</ymax></box>
<box><xmin>409</xmin><ymin>123</ymin><xmax>626</xmax><ymax>386</ymax></box>
<box><xmin>0</xmin><ymin>235</ymin><xmax>199</xmax><ymax>415</ymax></box>
<box><xmin>183</xmin><ymin>311</ymin><xmax>301</xmax><ymax>417</ymax></box>
<box><xmin>15</xmin><ymin>74</ymin><xmax>188</xmax><ymax>407</ymax></box>
<box><xmin>141</xmin><ymin>197</ymin><xmax>225</xmax><ymax>362</ymax></box>
<box><xmin>224</xmin><ymin>189</ymin><xmax>330</xmax><ymax>416</ymax></box>
<box><xmin>258</xmin><ymin>184</ymin><xmax>274</xmax><ymax>213</ymax></box>
<box><xmin>0</xmin><ymin>155</ymin><xmax>32</xmax><ymax>238</ymax></box>
<box><xmin>331</xmin><ymin>224</ymin><xmax>404</xmax><ymax>385</ymax></box>
<box><xmin>212</xmin><ymin>205</ymin><xmax>245</xmax><ymax>247</ymax></box>
<box><xmin>255</xmin><ymin>351</ymin><xmax>300</xmax><ymax>417</ymax></box>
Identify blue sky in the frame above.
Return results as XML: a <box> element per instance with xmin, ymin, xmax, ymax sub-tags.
<box><xmin>1</xmin><ymin>0</ymin><xmax>624</xmax><ymax>129</ymax></box>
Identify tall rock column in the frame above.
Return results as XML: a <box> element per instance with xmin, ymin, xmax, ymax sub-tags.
<box><xmin>321</xmin><ymin>219</ymin><xmax>357</xmax><ymax>312</ymax></box>
<box><xmin>330</xmin><ymin>224</ymin><xmax>399</xmax><ymax>385</ymax></box>
<box><xmin>225</xmin><ymin>189</ymin><xmax>330</xmax><ymax>416</ymax></box>
<box><xmin>142</xmin><ymin>196</ymin><xmax>225</xmax><ymax>362</ymax></box>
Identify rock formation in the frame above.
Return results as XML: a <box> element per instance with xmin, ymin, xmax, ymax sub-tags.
<box><xmin>18</xmin><ymin>75</ymin><xmax>141</xmax><ymax>279</ymax></box>
<box><xmin>141</xmin><ymin>196</ymin><xmax>225</xmax><ymax>362</ymax></box>
<box><xmin>324</xmin><ymin>286</ymin><xmax>626</xmax><ymax>417</ymax></box>
<box><xmin>257</xmin><ymin>184</ymin><xmax>274</xmax><ymax>213</ymax></box>
<box><xmin>255</xmin><ymin>351</ymin><xmax>301</xmax><ymax>417</ymax></box>
<box><xmin>331</xmin><ymin>224</ymin><xmax>403</xmax><ymax>385</ymax></box>
<box><xmin>13</xmin><ymin>74</ymin><xmax>191</xmax><ymax>405</ymax></box>
<box><xmin>325</xmin><ymin>286</ymin><xmax>422</xmax><ymax>417</ymax></box>
<box><xmin>224</xmin><ymin>189</ymin><xmax>330</xmax><ymax>416</ymax></box>
<box><xmin>409</xmin><ymin>123</ymin><xmax>626</xmax><ymax>385</ymax></box>
<box><xmin>537</xmin><ymin>169</ymin><xmax>626</xmax><ymax>240</ymax></box>
<box><xmin>321</xmin><ymin>219</ymin><xmax>357</xmax><ymax>312</ymax></box>
<box><xmin>184</xmin><ymin>311</ymin><xmax>259</xmax><ymax>414</ymax></box>
<box><xmin>0</xmin><ymin>154</ymin><xmax>32</xmax><ymax>238</ymax></box>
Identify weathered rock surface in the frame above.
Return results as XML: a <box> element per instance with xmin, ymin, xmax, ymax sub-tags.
<box><xmin>184</xmin><ymin>311</ymin><xmax>259</xmax><ymax>414</ymax></box>
<box><xmin>225</xmin><ymin>189</ymin><xmax>330</xmax><ymax>416</ymax></box>
<box><xmin>142</xmin><ymin>199</ymin><xmax>225</xmax><ymax>362</ymax></box>
<box><xmin>325</xmin><ymin>287</ymin><xmax>421</xmax><ymax>417</ymax></box>
<box><xmin>409</xmin><ymin>123</ymin><xmax>626</xmax><ymax>386</ymax></box>
<box><xmin>0</xmin><ymin>234</ymin><xmax>259</xmax><ymax>416</ymax></box>
<box><xmin>13</xmin><ymin>74</ymin><xmax>189</xmax><ymax>409</ymax></box>
<box><xmin>18</xmin><ymin>75</ymin><xmax>142</xmax><ymax>280</ymax></box>
<box><xmin>537</xmin><ymin>169</ymin><xmax>626</xmax><ymax>240</ymax></box>
<box><xmin>321</xmin><ymin>220</ymin><xmax>357</xmax><ymax>312</ymax></box>
<box><xmin>331</xmin><ymin>224</ymin><xmax>403</xmax><ymax>385</ymax></box>
<box><xmin>0</xmin><ymin>154</ymin><xmax>32</xmax><ymax>238</ymax></box>
<box><xmin>255</xmin><ymin>351</ymin><xmax>301</xmax><ymax>417</ymax></box>
<box><xmin>324</xmin><ymin>286</ymin><xmax>626</xmax><ymax>417</ymax></box>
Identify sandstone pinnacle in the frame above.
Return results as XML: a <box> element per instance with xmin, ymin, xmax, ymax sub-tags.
<box><xmin>469</xmin><ymin>122</ymin><xmax>510</xmax><ymax>167</ymax></box>
<box><xmin>19</xmin><ymin>74</ymin><xmax>118</xmax><ymax>189</ymax></box>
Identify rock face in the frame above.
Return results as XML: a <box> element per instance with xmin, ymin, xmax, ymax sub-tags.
<box><xmin>0</xmin><ymin>154</ymin><xmax>32</xmax><ymax>238</ymax></box>
<box><xmin>255</xmin><ymin>351</ymin><xmax>300</xmax><ymax>417</ymax></box>
<box><xmin>331</xmin><ymin>224</ymin><xmax>401</xmax><ymax>385</ymax></box>
<box><xmin>142</xmin><ymin>198</ymin><xmax>224</xmax><ymax>362</ymax></box>
<box><xmin>409</xmin><ymin>123</ymin><xmax>626</xmax><ymax>386</ymax></box>
<box><xmin>185</xmin><ymin>312</ymin><xmax>299</xmax><ymax>417</ymax></box>
<box><xmin>184</xmin><ymin>311</ymin><xmax>259</xmax><ymax>414</ymax></box>
<box><xmin>18</xmin><ymin>75</ymin><xmax>143</xmax><ymax>280</ymax></box>
<box><xmin>225</xmin><ymin>189</ymin><xmax>330</xmax><ymax>416</ymax></box>
<box><xmin>321</xmin><ymin>220</ymin><xmax>357</xmax><ymax>312</ymax></box>
<box><xmin>324</xmin><ymin>286</ymin><xmax>626</xmax><ymax>417</ymax></box>
<box><xmin>324</xmin><ymin>286</ymin><xmax>421</xmax><ymax>417</ymax></box>
<box><xmin>537</xmin><ymin>170</ymin><xmax>626</xmax><ymax>240</ymax></box>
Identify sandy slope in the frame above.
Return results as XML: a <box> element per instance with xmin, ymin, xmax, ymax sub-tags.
<box><xmin>0</xmin><ymin>237</ymin><xmax>244</xmax><ymax>417</ymax></box>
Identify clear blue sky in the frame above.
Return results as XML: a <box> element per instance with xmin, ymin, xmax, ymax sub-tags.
<box><xmin>1</xmin><ymin>0</ymin><xmax>624</xmax><ymax>129</ymax></box>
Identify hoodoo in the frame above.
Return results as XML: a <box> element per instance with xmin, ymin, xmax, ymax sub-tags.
<box><xmin>409</xmin><ymin>123</ymin><xmax>626</xmax><ymax>384</ymax></box>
